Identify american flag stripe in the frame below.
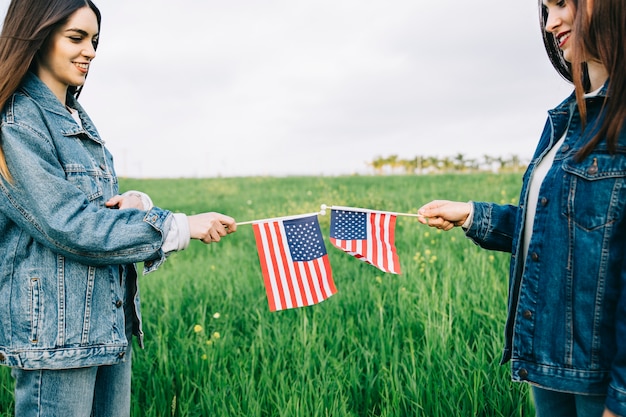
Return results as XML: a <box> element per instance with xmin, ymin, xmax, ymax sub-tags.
<box><xmin>253</xmin><ymin>216</ymin><xmax>336</xmax><ymax>311</ymax></box>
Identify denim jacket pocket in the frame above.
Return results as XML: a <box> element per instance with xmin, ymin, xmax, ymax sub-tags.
<box><xmin>28</xmin><ymin>276</ymin><xmax>42</xmax><ymax>345</ymax></box>
<box><xmin>64</xmin><ymin>163</ymin><xmax>103</xmax><ymax>202</ymax></box>
<box><xmin>562</xmin><ymin>154</ymin><xmax>626</xmax><ymax>231</ymax></box>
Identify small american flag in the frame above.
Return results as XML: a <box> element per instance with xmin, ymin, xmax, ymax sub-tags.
<box><xmin>253</xmin><ymin>214</ymin><xmax>336</xmax><ymax>311</ymax></box>
<box><xmin>329</xmin><ymin>208</ymin><xmax>401</xmax><ymax>274</ymax></box>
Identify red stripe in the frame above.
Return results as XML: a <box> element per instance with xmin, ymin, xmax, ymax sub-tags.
<box><xmin>253</xmin><ymin>224</ymin><xmax>276</xmax><ymax>311</ymax></box>
<box><xmin>321</xmin><ymin>255</ymin><xmax>337</xmax><ymax>295</ymax></box>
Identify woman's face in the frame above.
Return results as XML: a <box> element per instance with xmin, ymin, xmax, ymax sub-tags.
<box><xmin>543</xmin><ymin>0</ymin><xmax>576</xmax><ymax>62</ymax></box>
<box><xmin>36</xmin><ymin>7</ymin><xmax>99</xmax><ymax>103</ymax></box>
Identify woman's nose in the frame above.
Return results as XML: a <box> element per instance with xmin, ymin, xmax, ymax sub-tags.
<box><xmin>545</xmin><ymin>11</ymin><xmax>561</xmax><ymax>33</ymax></box>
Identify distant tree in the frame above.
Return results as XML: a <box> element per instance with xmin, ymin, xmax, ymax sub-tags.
<box><xmin>367</xmin><ymin>156</ymin><xmax>386</xmax><ymax>175</ymax></box>
<box><xmin>403</xmin><ymin>157</ymin><xmax>419</xmax><ymax>175</ymax></box>
<box><xmin>366</xmin><ymin>154</ymin><xmax>527</xmax><ymax>175</ymax></box>
<box><xmin>385</xmin><ymin>155</ymin><xmax>400</xmax><ymax>174</ymax></box>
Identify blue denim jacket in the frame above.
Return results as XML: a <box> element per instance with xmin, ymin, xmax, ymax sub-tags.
<box><xmin>0</xmin><ymin>73</ymin><xmax>173</xmax><ymax>370</ymax></box>
<box><xmin>465</xmin><ymin>84</ymin><xmax>626</xmax><ymax>415</ymax></box>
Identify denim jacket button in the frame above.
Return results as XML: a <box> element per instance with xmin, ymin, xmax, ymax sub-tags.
<box><xmin>560</xmin><ymin>144</ymin><xmax>570</xmax><ymax>153</ymax></box>
<box><xmin>145</xmin><ymin>261</ymin><xmax>154</xmax><ymax>268</ymax></box>
<box><xmin>540</xmin><ymin>197</ymin><xmax>548</xmax><ymax>206</ymax></box>
<box><xmin>115</xmin><ymin>299</ymin><xmax>123</xmax><ymax>308</ymax></box>
<box><xmin>531</xmin><ymin>252</ymin><xmax>539</xmax><ymax>262</ymax></box>
<box><xmin>118</xmin><ymin>351</ymin><xmax>126</xmax><ymax>359</ymax></box>
<box><xmin>522</xmin><ymin>310</ymin><xmax>532</xmax><ymax>319</ymax></box>
<box><xmin>587</xmin><ymin>165</ymin><xmax>598</xmax><ymax>175</ymax></box>
<box><xmin>0</xmin><ymin>353</ymin><xmax>5</xmax><ymax>362</ymax></box>
<box><xmin>519</xmin><ymin>368</ymin><xmax>529</xmax><ymax>379</ymax></box>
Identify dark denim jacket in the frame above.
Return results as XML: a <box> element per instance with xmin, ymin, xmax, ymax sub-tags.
<box><xmin>465</xmin><ymin>83</ymin><xmax>626</xmax><ymax>414</ymax></box>
<box><xmin>0</xmin><ymin>73</ymin><xmax>173</xmax><ymax>369</ymax></box>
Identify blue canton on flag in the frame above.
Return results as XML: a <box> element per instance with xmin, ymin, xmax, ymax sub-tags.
<box><xmin>284</xmin><ymin>218</ymin><xmax>327</xmax><ymax>262</ymax></box>
<box><xmin>330</xmin><ymin>210</ymin><xmax>367</xmax><ymax>240</ymax></box>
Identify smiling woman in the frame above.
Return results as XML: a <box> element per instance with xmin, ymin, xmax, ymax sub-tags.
<box><xmin>35</xmin><ymin>7</ymin><xmax>99</xmax><ymax>102</ymax></box>
<box><xmin>0</xmin><ymin>1</ymin><xmax>238</xmax><ymax>416</ymax></box>
<box><xmin>418</xmin><ymin>0</ymin><xmax>626</xmax><ymax>416</ymax></box>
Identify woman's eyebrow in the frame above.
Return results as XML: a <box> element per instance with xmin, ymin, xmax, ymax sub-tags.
<box><xmin>64</xmin><ymin>28</ymin><xmax>99</xmax><ymax>37</ymax></box>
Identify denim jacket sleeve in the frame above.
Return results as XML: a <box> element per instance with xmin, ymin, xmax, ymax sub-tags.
<box><xmin>464</xmin><ymin>201</ymin><xmax>519</xmax><ymax>253</ymax></box>
<box><xmin>0</xmin><ymin>110</ymin><xmax>171</xmax><ymax>271</ymax></box>
<box><xmin>606</xmin><ymin>256</ymin><xmax>626</xmax><ymax>416</ymax></box>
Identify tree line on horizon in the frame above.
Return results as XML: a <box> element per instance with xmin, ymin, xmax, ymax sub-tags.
<box><xmin>366</xmin><ymin>153</ymin><xmax>528</xmax><ymax>175</ymax></box>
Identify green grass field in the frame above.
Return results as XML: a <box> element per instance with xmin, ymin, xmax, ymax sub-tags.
<box><xmin>0</xmin><ymin>174</ymin><xmax>535</xmax><ymax>416</ymax></box>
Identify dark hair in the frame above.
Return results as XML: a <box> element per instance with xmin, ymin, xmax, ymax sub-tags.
<box><xmin>539</xmin><ymin>0</ymin><xmax>575</xmax><ymax>83</ymax></box>
<box><xmin>0</xmin><ymin>0</ymin><xmax>101</xmax><ymax>181</ymax></box>
<box><xmin>539</xmin><ymin>0</ymin><xmax>626</xmax><ymax>160</ymax></box>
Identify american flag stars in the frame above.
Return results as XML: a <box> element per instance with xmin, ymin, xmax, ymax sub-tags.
<box><xmin>330</xmin><ymin>210</ymin><xmax>367</xmax><ymax>240</ymax></box>
<box><xmin>284</xmin><ymin>219</ymin><xmax>327</xmax><ymax>262</ymax></box>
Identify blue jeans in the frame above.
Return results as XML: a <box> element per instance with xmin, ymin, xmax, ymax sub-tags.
<box><xmin>11</xmin><ymin>346</ymin><xmax>132</xmax><ymax>417</ymax></box>
<box><xmin>532</xmin><ymin>386</ymin><xmax>606</xmax><ymax>417</ymax></box>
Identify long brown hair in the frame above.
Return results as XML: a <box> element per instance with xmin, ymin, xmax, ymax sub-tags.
<box><xmin>572</xmin><ymin>0</ymin><xmax>626</xmax><ymax>159</ymax></box>
<box><xmin>540</xmin><ymin>0</ymin><xmax>626</xmax><ymax>160</ymax></box>
<box><xmin>0</xmin><ymin>0</ymin><xmax>101</xmax><ymax>182</ymax></box>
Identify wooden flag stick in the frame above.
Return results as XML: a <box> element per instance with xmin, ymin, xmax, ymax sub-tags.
<box><xmin>323</xmin><ymin>204</ymin><xmax>425</xmax><ymax>219</ymax></box>
<box><xmin>236</xmin><ymin>210</ymin><xmax>326</xmax><ymax>226</ymax></box>
<box><xmin>236</xmin><ymin>204</ymin><xmax>426</xmax><ymax>226</ymax></box>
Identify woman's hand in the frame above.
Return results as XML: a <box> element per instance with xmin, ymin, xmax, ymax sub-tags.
<box><xmin>187</xmin><ymin>212</ymin><xmax>237</xmax><ymax>244</ymax></box>
<box><xmin>417</xmin><ymin>200</ymin><xmax>472</xmax><ymax>231</ymax></box>
<box><xmin>603</xmin><ymin>408</ymin><xmax>621</xmax><ymax>417</ymax></box>
<box><xmin>105</xmin><ymin>193</ymin><xmax>145</xmax><ymax>210</ymax></box>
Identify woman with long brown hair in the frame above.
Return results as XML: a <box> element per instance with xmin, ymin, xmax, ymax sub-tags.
<box><xmin>417</xmin><ymin>0</ymin><xmax>626</xmax><ymax>415</ymax></box>
<box><xmin>0</xmin><ymin>1</ymin><xmax>237</xmax><ymax>415</ymax></box>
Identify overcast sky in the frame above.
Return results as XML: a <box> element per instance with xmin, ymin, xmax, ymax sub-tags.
<box><xmin>0</xmin><ymin>0</ymin><xmax>574</xmax><ymax>178</ymax></box>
